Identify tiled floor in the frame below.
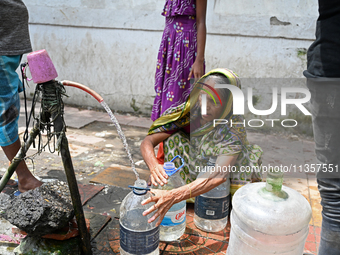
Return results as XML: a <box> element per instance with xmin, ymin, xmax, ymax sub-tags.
<box><xmin>305</xmin><ymin>225</ymin><xmax>321</xmax><ymax>254</ymax></box>
<box><xmin>159</xmin><ymin>204</ymin><xmax>229</xmax><ymax>254</ymax></box>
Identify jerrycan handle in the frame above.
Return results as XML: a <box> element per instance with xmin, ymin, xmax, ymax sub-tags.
<box><xmin>128</xmin><ymin>185</ymin><xmax>150</xmax><ymax>195</ymax></box>
<box><xmin>166</xmin><ymin>155</ymin><xmax>184</xmax><ymax>177</ymax></box>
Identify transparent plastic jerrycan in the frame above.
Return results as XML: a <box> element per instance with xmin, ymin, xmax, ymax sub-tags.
<box><xmin>153</xmin><ymin>155</ymin><xmax>186</xmax><ymax>241</ymax></box>
<box><xmin>194</xmin><ymin>157</ymin><xmax>231</xmax><ymax>232</ymax></box>
<box><xmin>120</xmin><ymin>180</ymin><xmax>159</xmax><ymax>255</ymax></box>
<box><xmin>227</xmin><ymin>170</ymin><xmax>312</xmax><ymax>255</ymax></box>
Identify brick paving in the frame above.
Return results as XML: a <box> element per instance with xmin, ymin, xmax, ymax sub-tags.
<box><xmin>95</xmin><ymin>204</ymin><xmax>320</xmax><ymax>254</ymax></box>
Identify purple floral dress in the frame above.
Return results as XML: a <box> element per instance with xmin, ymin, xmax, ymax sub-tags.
<box><xmin>151</xmin><ymin>0</ymin><xmax>204</xmax><ymax>121</ymax></box>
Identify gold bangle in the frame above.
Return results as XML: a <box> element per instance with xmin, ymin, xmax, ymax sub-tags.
<box><xmin>187</xmin><ymin>185</ymin><xmax>192</xmax><ymax>199</ymax></box>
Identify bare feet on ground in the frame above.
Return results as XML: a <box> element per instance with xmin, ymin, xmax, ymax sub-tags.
<box><xmin>2</xmin><ymin>140</ymin><xmax>43</xmax><ymax>193</ymax></box>
<box><xmin>18</xmin><ymin>175</ymin><xmax>43</xmax><ymax>193</ymax></box>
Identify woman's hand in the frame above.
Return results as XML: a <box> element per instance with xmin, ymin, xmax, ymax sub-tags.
<box><xmin>150</xmin><ymin>164</ymin><xmax>168</xmax><ymax>186</ymax></box>
<box><xmin>140</xmin><ymin>132</ymin><xmax>171</xmax><ymax>186</ymax></box>
<box><xmin>189</xmin><ymin>0</ymin><xmax>207</xmax><ymax>82</ymax></box>
<box><xmin>188</xmin><ymin>59</ymin><xmax>204</xmax><ymax>82</ymax></box>
<box><xmin>142</xmin><ymin>189</ymin><xmax>177</xmax><ymax>226</ymax></box>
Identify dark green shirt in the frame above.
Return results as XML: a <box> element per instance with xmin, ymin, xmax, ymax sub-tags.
<box><xmin>0</xmin><ymin>0</ymin><xmax>32</xmax><ymax>55</ymax></box>
<box><xmin>304</xmin><ymin>0</ymin><xmax>340</xmax><ymax>78</ymax></box>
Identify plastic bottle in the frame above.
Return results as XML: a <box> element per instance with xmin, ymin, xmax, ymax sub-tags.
<box><xmin>120</xmin><ymin>179</ymin><xmax>159</xmax><ymax>255</ymax></box>
<box><xmin>194</xmin><ymin>157</ymin><xmax>230</xmax><ymax>232</ymax></box>
<box><xmin>153</xmin><ymin>155</ymin><xmax>186</xmax><ymax>242</ymax></box>
<box><xmin>227</xmin><ymin>169</ymin><xmax>312</xmax><ymax>255</ymax></box>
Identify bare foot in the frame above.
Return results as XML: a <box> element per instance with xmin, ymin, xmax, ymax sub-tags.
<box><xmin>18</xmin><ymin>175</ymin><xmax>43</xmax><ymax>193</ymax></box>
<box><xmin>2</xmin><ymin>139</ymin><xmax>43</xmax><ymax>193</ymax></box>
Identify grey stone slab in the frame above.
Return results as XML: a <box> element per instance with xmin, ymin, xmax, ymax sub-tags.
<box><xmin>67</xmin><ymin>142</ymin><xmax>89</xmax><ymax>157</ymax></box>
<box><xmin>92</xmin><ymin>111</ymin><xmax>111</xmax><ymax>123</ymax></box>
<box><xmin>64</xmin><ymin>109</ymin><xmax>98</xmax><ymax>129</ymax></box>
<box><xmin>127</xmin><ymin>117</ymin><xmax>153</xmax><ymax>129</ymax></box>
<box><xmin>26</xmin><ymin>140</ymin><xmax>88</xmax><ymax>158</ymax></box>
<box><xmin>257</xmin><ymin>134</ymin><xmax>312</xmax><ymax>179</ymax></box>
<box><xmin>246</xmin><ymin>131</ymin><xmax>265</xmax><ymax>145</ymax></box>
<box><xmin>92</xmin><ymin>110</ymin><xmax>140</xmax><ymax>126</ymax></box>
<box><xmin>66</xmin><ymin>133</ymin><xmax>105</xmax><ymax>145</ymax></box>
<box><xmin>85</xmin><ymin>186</ymin><xmax>130</xmax><ymax>218</ymax></box>
<box><xmin>110</xmin><ymin>114</ymin><xmax>138</xmax><ymax>126</ymax></box>
<box><xmin>302</xmin><ymin>140</ymin><xmax>318</xmax><ymax>164</ymax></box>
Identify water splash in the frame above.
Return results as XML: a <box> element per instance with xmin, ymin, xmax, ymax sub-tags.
<box><xmin>100</xmin><ymin>101</ymin><xmax>140</xmax><ymax>180</ymax></box>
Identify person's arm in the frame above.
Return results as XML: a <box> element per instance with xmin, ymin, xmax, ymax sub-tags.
<box><xmin>142</xmin><ymin>154</ymin><xmax>238</xmax><ymax>226</ymax></box>
<box><xmin>140</xmin><ymin>132</ymin><xmax>171</xmax><ymax>186</ymax></box>
<box><xmin>188</xmin><ymin>0</ymin><xmax>207</xmax><ymax>81</ymax></box>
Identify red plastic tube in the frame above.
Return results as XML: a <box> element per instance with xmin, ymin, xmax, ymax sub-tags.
<box><xmin>61</xmin><ymin>80</ymin><xmax>104</xmax><ymax>103</ymax></box>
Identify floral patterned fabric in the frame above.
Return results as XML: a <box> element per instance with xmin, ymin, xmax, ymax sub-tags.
<box><xmin>163</xmin><ymin>121</ymin><xmax>263</xmax><ymax>195</ymax></box>
<box><xmin>149</xmin><ymin>68</ymin><xmax>264</xmax><ymax>195</ymax></box>
<box><xmin>162</xmin><ymin>0</ymin><xmax>196</xmax><ymax>17</ymax></box>
<box><xmin>151</xmin><ymin>0</ymin><xmax>203</xmax><ymax>121</ymax></box>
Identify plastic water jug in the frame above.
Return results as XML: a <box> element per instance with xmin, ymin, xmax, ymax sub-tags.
<box><xmin>120</xmin><ymin>179</ymin><xmax>159</xmax><ymax>255</ymax></box>
<box><xmin>227</xmin><ymin>169</ymin><xmax>312</xmax><ymax>255</ymax></box>
<box><xmin>194</xmin><ymin>157</ymin><xmax>230</xmax><ymax>232</ymax></box>
<box><xmin>153</xmin><ymin>155</ymin><xmax>186</xmax><ymax>241</ymax></box>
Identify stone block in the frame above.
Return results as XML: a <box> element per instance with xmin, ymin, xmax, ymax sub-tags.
<box><xmin>5</xmin><ymin>181</ymin><xmax>74</xmax><ymax>237</ymax></box>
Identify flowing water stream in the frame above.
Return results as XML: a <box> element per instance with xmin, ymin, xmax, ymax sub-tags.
<box><xmin>100</xmin><ymin>101</ymin><xmax>140</xmax><ymax>180</ymax></box>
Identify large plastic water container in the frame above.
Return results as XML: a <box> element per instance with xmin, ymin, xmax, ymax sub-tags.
<box><xmin>194</xmin><ymin>157</ymin><xmax>231</xmax><ymax>232</ymax></box>
<box><xmin>153</xmin><ymin>155</ymin><xmax>186</xmax><ymax>242</ymax></box>
<box><xmin>227</xmin><ymin>169</ymin><xmax>312</xmax><ymax>255</ymax></box>
<box><xmin>120</xmin><ymin>180</ymin><xmax>159</xmax><ymax>255</ymax></box>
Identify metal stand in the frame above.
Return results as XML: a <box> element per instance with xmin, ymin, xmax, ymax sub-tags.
<box><xmin>0</xmin><ymin>80</ymin><xmax>92</xmax><ymax>255</ymax></box>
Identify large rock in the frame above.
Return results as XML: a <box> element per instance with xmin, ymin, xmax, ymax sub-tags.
<box><xmin>0</xmin><ymin>192</ymin><xmax>10</xmax><ymax>212</ymax></box>
<box><xmin>5</xmin><ymin>181</ymin><xmax>74</xmax><ymax>237</ymax></box>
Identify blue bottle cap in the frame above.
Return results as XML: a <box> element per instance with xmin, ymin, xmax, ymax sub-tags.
<box><xmin>163</xmin><ymin>162</ymin><xmax>177</xmax><ymax>176</ymax></box>
<box><xmin>164</xmin><ymin>162</ymin><xmax>175</xmax><ymax>170</ymax></box>
<box><xmin>163</xmin><ymin>155</ymin><xmax>185</xmax><ymax>177</ymax></box>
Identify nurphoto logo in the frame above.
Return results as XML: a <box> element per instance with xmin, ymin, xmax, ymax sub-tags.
<box><xmin>199</xmin><ymin>84</ymin><xmax>311</xmax><ymax>128</ymax></box>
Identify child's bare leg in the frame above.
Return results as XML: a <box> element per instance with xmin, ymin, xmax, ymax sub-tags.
<box><xmin>2</xmin><ymin>139</ymin><xmax>42</xmax><ymax>192</ymax></box>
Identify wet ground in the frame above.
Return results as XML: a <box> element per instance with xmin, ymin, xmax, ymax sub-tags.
<box><xmin>0</xmin><ymin>100</ymin><xmax>321</xmax><ymax>254</ymax></box>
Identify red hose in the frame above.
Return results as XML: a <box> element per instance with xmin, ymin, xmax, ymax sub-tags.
<box><xmin>61</xmin><ymin>80</ymin><xmax>104</xmax><ymax>103</ymax></box>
